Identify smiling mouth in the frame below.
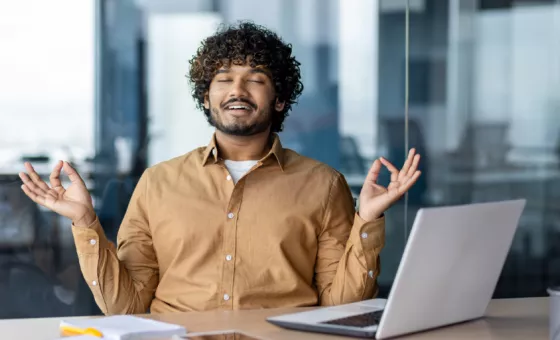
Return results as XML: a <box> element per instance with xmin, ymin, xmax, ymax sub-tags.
<box><xmin>225</xmin><ymin>104</ymin><xmax>253</xmax><ymax>111</ymax></box>
<box><xmin>223</xmin><ymin>102</ymin><xmax>255</xmax><ymax>117</ymax></box>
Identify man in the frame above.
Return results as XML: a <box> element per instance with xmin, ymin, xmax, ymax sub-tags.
<box><xmin>19</xmin><ymin>22</ymin><xmax>421</xmax><ymax>314</ymax></box>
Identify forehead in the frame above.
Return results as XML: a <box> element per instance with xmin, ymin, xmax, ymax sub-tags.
<box><xmin>215</xmin><ymin>63</ymin><xmax>271</xmax><ymax>77</ymax></box>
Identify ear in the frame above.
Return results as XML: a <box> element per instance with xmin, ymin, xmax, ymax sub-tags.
<box><xmin>203</xmin><ymin>92</ymin><xmax>209</xmax><ymax>110</ymax></box>
<box><xmin>275</xmin><ymin>98</ymin><xmax>285</xmax><ymax>112</ymax></box>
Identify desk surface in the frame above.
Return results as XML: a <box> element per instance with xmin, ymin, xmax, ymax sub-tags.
<box><xmin>0</xmin><ymin>297</ymin><xmax>549</xmax><ymax>340</ymax></box>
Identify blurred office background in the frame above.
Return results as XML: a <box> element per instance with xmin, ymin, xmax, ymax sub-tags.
<box><xmin>0</xmin><ymin>0</ymin><xmax>559</xmax><ymax>318</ymax></box>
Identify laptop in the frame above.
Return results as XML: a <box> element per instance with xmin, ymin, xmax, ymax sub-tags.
<box><xmin>267</xmin><ymin>199</ymin><xmax>526</xmax><ymax>339</ymax></box>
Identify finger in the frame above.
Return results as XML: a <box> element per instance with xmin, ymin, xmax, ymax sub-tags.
<box><xmin>21</xmin><ymin>184</ymin><xmax>46</xmax><ymax>206</ymax></box>
<box><xmin>62</xmin><ymin>161</ymin><xmax>85</xmax><ymax>185</ymax></box>
<box><xmin>50</xmin><ymin>160</ymin><xmax>64</xmax><ymax>188</ymax></box>
<box><xmin>365</xmin><ymin>159</ymin><xmax>382</xmax><ymax>184</ymax></box>
<box><xmin>380</xmin><ymin>157</ymin><xmax>399</xmax><ymax>182</ymax></box>
<box><xmin>399</xmin><ymin>148</ymin><xmax>416</xmax><ymax>180</ymax></box>
<box><xmin>19</xmin><ymin>172</ymin><xmax>48</xmax><ymax>197</ymax></box>
<box><xmin>406</xmin><ymin>154</ymin><xmax>421</xmax><ymax>177</ymax></box>
<box><xmin>398</xmin><ymin>171</ymin><xmax>422</xmax><ymax>194</ymax></box>
<box><xmin>23</xmin><ymin>162</ymin><xmax>50</xmax><ymax>192</ymax></box>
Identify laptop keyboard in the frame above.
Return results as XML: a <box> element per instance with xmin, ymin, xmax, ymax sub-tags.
<box><xmin>320</xmin><ymin>310</ymin><xmax>384</xmax><ymax>328</ymax></box>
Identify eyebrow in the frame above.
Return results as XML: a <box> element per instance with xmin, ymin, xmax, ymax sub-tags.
<box><xmin>215</xmin><ymin>69</ymin><xmax>230</xmax><ymax>75</ymax></box>
<box><xmin>249</xmin><ymin>68</ymin><xmax>270</xmax><ymax>76</ymax></box>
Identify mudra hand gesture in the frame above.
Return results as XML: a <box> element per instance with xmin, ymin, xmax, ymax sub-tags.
<box><xmin>19</xmin><ymin>161</ymin><xmax>96</xmax><ymax>227</ymax></box>
<box><xmin>358</xmin><ymin>149</ymin><xmax>421</xmax><ymax>221</ymax></box>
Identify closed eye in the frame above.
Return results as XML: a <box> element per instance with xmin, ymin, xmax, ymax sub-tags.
<box><xmin>248</xmin><ymin>79</ymin><xmax>265</xmax><ymax>84</ymax></box>
<box><xmin>216</xmin><ymin>79</ymin><xmax>232</xmax><ymax>83</ymax></box>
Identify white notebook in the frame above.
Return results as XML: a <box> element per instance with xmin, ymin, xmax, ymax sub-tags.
<box><xmin>59</xmin><ymin>315</ymin><xmax>187</xmax><ymax>340</ymax></box>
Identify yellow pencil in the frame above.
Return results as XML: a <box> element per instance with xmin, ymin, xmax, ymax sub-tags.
<box><xmin>60</xmin><ymin>325</ymin><xmax>104</xmax><ymax>338</ymax></box>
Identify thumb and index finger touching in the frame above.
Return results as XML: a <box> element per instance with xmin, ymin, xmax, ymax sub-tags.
<box><xmin>21</xmin><ymin>160</ymin><xmax>85</xmax><ymax>194</ymax></box>
<box><xmin>62</xmin><ymin>161</ymin><xmax>85</xmax><ymax>185</ymax></box>
<box><xmin>364</xmin><ymin>155</ymin><xmax>401</xmax><ymax>185</ymax></box>
<box><xmin>364</xmin><ymin>148</ymin><xmax>421</xmax><ymax>185</ymax></box>
<box><xmin>48</xmin><ymin>160</ymin><xmax>85</xmax><ymax>187</ymax></box>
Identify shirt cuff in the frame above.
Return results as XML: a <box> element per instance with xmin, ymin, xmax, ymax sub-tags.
<box><xmin>71</xmin><ymin>217</ymin><xmax>110</xmax><ymax>255</ymax></box>
<box><xmin>350</xmin><ymin>213</ymin><xmax>385</xmax><ymax>254</ymax></box>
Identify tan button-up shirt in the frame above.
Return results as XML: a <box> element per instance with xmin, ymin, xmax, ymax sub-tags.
<box><xmin>72</xmin><ymin>134</ymin><xmax>385</xmax><ymax>314</ymax></box>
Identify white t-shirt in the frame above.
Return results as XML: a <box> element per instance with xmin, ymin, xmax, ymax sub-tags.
<box><xmin>224</xmin><ymin>160</ymin><xmax>258</xmax><ymax>184</ymax></box>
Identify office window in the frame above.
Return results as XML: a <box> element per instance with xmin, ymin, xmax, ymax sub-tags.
<box><xmin>0</xmin><ymin>0</ymin><xmax>96</xmax><ymax>318</ymax></box>
<box><xmin>410</xmin><ymin>0</ymin><xmax>560</xmax><ymax>296</ymax></box>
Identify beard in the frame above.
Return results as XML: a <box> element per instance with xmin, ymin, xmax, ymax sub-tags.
<box><xmin>207</xmin><ymin>98</ymin><xmax>275</xmax><ymax>137</ymax></box>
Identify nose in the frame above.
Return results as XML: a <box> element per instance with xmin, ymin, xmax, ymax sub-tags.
<box><xmin>228</xmin><ymin>78</ymin><xmax>249</xmax><ymax>98</ymax></box>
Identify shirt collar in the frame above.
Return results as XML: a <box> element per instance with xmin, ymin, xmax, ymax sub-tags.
<box><xmin>202</xmin><ymin>133</ymin><xmax>285</xmax><ymax>171</ymax></box>
<box><xmin>202</xmin><ymin>133</ymin><xmax>220</xmax><ymax>165</ymax></box>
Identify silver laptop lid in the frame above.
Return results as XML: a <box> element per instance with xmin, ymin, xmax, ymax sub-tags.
<box><xmin>377</xmin><ymin>199</ymin><xmax>526</xmax><ymax>339</ymax></box>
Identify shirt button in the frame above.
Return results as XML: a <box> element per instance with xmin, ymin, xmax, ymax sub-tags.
<box><xmin>92</xmin><ymin>281</ymin><xmax>97</xmax><ymax>286</ymax></box>
<box><xmin>368</xmin><ymin>270</ymin><xmax>374</xmax><ymax>278</ymax></box>
<box><xmin>223</xmin><ymin>294</ymin><xmax>230</xmax><ymax>301</ymax></box>
<box><xmin>212</xmin><ymin>149</ymin><xmax>217</xmax><ymax>156</ymax></box>
<box><xmin>227</xmin><ymin>212</ymin><xmax>234</xmax><ymax>219</ymax></box>
<box><xmin>361</xmin><ymin>232</ymin><xmax>368</xmax><ymax>239</ymax></box>
<box><xmin>225</xmin><ymin>255</ymin><xmax>232</xmax><ymax>261</ymax></box>
<box><xmin>90</xmin><ymin>239</ymin><xmax>97</xmax><ymax>245</ymax></box>
<box><xmin>226</xmin><ymin>175</ymin><xmax>232</xmax><ymax>181</ymax></box>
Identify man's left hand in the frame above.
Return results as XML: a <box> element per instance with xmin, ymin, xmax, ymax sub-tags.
<box><xmin>358</xmin><ymin>148</ymin><xmax>421</xmax><ymax>221</ymax></box>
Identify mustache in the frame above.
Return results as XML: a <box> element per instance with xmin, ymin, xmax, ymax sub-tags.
<box><xmin>221</xmin><ymin>98</ymin><xmax>257</xmax><ymax>109</ymax></box>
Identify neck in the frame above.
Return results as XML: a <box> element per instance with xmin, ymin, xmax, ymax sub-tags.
<box><xmin>215</xmin><ymin>129</ymin><xmax>271</xmax><ymax>161</ymax></box>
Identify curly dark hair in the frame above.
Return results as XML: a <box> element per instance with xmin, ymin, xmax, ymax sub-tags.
<box><xmin>188</xmin><ymin>21</ymin><xmax>304</xmax><ymax>133</ymax></box>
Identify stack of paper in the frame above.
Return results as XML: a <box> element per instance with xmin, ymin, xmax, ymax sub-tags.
<box><xmin>59</xmin><ymin>315</ymin><xmax>187</xmax><ymax>340</ymax></box>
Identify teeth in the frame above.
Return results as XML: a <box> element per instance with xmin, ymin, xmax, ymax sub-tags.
<box><xmin>228</xmin><ymin>105</ymin><xmax>250</xmax><ymax>110</ymax></box>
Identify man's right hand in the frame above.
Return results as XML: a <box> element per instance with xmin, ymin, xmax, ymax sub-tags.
<box><xmin>19</xmin><ymin>160</ymin><xmax>96</xmax><ymax>227</ymax></box>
